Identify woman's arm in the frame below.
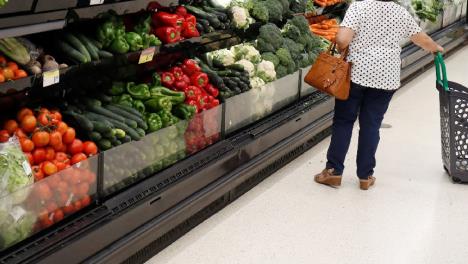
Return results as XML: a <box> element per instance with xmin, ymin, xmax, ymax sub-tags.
<box><xmin>411</xmin><ymin>32</ymin><xmax>444</xmax><ymax>53</ymax></box>
<box><xmin>336</xmin><ymin>27</ymin><xmax>355</xmax><ymax>51</ymax></box>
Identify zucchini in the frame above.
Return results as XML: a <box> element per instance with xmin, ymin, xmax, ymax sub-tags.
<box><xmin>64</xmin><ymin>111</ymin><xmax>94</xmax><ymax>132</ymax></box>
<box><xmin>95</xmin><ymin>93</ymin><xmax>113</xmax><ymax>104</ymax></box>
<box><xmin>227</xmin><ymin>64</ymin><xmax>245</xmax><ymax>72</ymax></box>
<box><xmin>91</xmin><ymin>121</ymin><xmax>112</xmax><ymax>134</ymax></box>
<box><xmin>88</xmin><ymin>131</ymin><xmax>102</xmax><ymax>142</ymax></box>
<box><xmin>56</xmin><ymin>40</ymin><xmax>88</xmax><ymax>63</ymax></box>
<box><xmin>86</xmin><ymin>105</ymin><xmax>125</xmax><ymax>123</ymax></box>
<box><xmin>89</xmin><ymin>38</ymin><xmax>103</xmax><ymax>49</ymax></box>
<box><xmin>197</xmin><ymin>19</ymin><xmax>211</xmax><ymax>33</ymax></box>
<box><xmin>185</xmin><ymin>6</ymin><xmax>221</xmax><ymax>28</ymax></box>
<box><xmin>202</xmin><ymin>6</ymin><xmax>228</xmax><ymax>22</ymax></box>
<box><xmin>104</xmin><ymin>117</ymin><xmax>142</xmax><ymax>140</ymax></box>
<box><xmin>82</xmin><ymin>97</ymin><xmax>102</xmax><ymax>107</ymax></box>
<box><xmin>76</xmin><ymin>33</ymin><xmax>99</xmax><ymax>61</ymax></box>
<box><xmin>98</xmin><ymin>50</ymin><xmax>114</xmax><ymax>58</ymax></box>
<box><xmin>98</xmin><ymin>139</ymin><xmax>113</xmax><ymax>151</ymax></box>
<box><xmin>63</xmin><ymin>33</ymin><xmax>91</xmax><ymax>62</ymax></box>
<box><xmin>104</xmin><ymin>105</ymin><xmax>146</xmax><ymax>128</ymax></box>
<box><xmin>111</xmin><ymin>104</ymin><xmax>143</xmax><ymax>118</ymax></box>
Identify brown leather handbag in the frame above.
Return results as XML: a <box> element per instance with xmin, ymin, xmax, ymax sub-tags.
<box><xmin>304</xmin><ymin>42</ymin><xmax>351</xmax><ymax>100</ymax></box>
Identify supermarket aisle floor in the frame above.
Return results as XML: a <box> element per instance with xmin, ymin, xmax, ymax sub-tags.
<box><xmin>147</xmin><ymin>46</ymin><xmax>468</xmax><ymax>264</ymax></box>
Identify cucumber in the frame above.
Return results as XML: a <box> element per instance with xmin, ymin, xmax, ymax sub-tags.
<box><xmin>76</xmin><ymin>33</ymin><xmax>99</xmax><ymax>61</ymax></box>
<box><xmin>111</xmin><ymin>104</ymin><xmax>143</xmax><ymax>118</ymax></box>
<box><xmin>95</xmin><ymin>93</ymin><xmax>112</xmax><ymax>104</ymax></box>
<box><xmin>104</xmin><ymin>129</ymin><xmax>116</xmax><ymax>138</ymax></box>
<box><xmin>227</xmin><ymin>64</ymin><xmax>245</xmax><ymax>72</ymax></box>
<box><xmin>104</xmin><ymin>117</ymin><xmax>142</xmax><ymax>141</ymax></box>
<box><xmin>84</xmin><ymin>112</ymin><xmax>114</xmax><ymax>127</ymax></box>
<box><xmin>89</xmin><ymin>38</ymin><xmax>103</xmax><ymax>49</ymax></box>
<box><xmin>82</xmin><ymin>97</ymin><xmax>102</xmax><ymax>107</ymax></box>
<box><xmin>135</xmin><ymin>128</ymin><xmax>145</xmax><ymax>137</ymax></box>
<box><xmin>57</xmin><ymin>40</ymin><xmax>88</xmax><ymax>63</ymax></box>
<box><xmin>185</xmin><ymin>6</ymin><xmax>221</xmax><ymax>28</ymax></box>
<box><xmin>121</xmin><ymin>135</ymin><xmax>131</xmax><ymax>143</ymax></box>
<box><xmin>114</xmin><ymin>128</ymin><xmax>126</xmax><ymax>139</ymax></box>
<box><xmin>88</xmin><ymin>131</ymin><xmax>102</xmax><ymax>142</ymax></box>
<box><xmin>98</xmin><ymin>139</ymin><xmax>112</xmax><ymax>150</ymax></box>
<box><xmin>63</xmin><ymin>33</ymin><xmax>91</xmax><ymax>62</ymax></box>
<box><xmin>110</xmin><ymin>138</ymin><xmax>122</xmax><ymax>146</ymax></box>
<box><xmin>98</xmin><ymin>50</ymin><xmax>114</xmax><ymax>58</ymax></box>
<box><xmin>86</xmin><ymin>105</ymin><xmax>125</xmax><ymax>123</ymax></box>
<box><xmin>91</xmin><ymin>121</ymin><xmax>112</xmax><ymax>134</ymax></box>
<box><xmin>72</xmin><ymin>113</ymin><xmax>94</xmax><ymax>132</ymax></box>
<box><xmin>104</xmin><ymin>105</ymin><xmax>146</xmax><ymax>129</ymax></box>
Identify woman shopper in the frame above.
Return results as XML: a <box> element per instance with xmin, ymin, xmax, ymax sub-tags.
<box><xmin>314</xmin><ymin>0</ymin><xmax>444</xmax><ymax>190</ymax></box>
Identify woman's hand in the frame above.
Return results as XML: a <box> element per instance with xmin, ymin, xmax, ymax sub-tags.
<box><xmin>411</xmin><ymin>32</ymin><xmax>444</xmax><ymax>53</ymax></box>
<box><xmin>336</xmin><ymin>27</ymin><xmax>355</xmax><ymax>50</ymax></box>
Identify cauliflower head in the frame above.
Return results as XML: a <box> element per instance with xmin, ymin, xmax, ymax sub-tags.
<box><xmin>256</xmin><ymin>60</ymin><xmax>276</xmax><ymax>83</ymax></box>
<box><xmin>250</xmin><ymin>76</ymin><xmax>266</xmax><ymax>90</ymax></box>
<box><xmin>230</xmin><ymin>6</ymin><xmax>254</xmax><ymax>30</ymax></box>
<box><xmin>234</xmin><ymin>59</ymin><xmax>256</xmax><ymax>76</ymax></box>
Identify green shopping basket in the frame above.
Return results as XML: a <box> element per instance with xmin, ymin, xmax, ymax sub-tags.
<box><xmin>435</xmin><ymin>53</ymin><xmax>468</xmax><ymax>182</ymax></box>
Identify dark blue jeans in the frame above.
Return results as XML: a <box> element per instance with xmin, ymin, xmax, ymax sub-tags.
<box><xmin>326</xmin><ymin>82</ymin><xmax>395</xmax><ymax>179</ymax></box>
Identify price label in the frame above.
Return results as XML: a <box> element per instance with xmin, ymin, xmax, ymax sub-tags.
<box><xmin>43</xmin><ymin>70</ymin><xmax>60</xmax><ymax>87</ymax></box>
<box><xmin>90</xmin><ymin>0</ymin><xmax>104</xmax><ymax>5</ymax></box>
<box><xmin>138</xmin><ymin>47</ymin><xmax>156</xmax><ymax>64</ymax></box>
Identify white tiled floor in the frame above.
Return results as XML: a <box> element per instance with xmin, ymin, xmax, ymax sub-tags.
<box><xmin>147</xmin><ymin>46</ymin><xmax>468</xmax><ymax>264</ymax></box>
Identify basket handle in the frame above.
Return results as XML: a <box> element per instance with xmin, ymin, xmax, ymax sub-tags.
<box><xmin>434</xmin><ymin>52</ymin><xmax>449</xmax><ymax>92</ymax></box>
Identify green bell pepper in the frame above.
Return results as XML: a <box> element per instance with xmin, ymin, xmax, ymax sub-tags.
<box><xmin>109</xmin><ymin>36</ymin><xmax>130</xmax><ymax>54</ymax></box>
<box><xmin>145</xmin><ymin>96</ymin><xmax>172</xmax><ymax>112</ymax></box>
<box><xmin>97</xmin><ymin>21</ymin><xmax>116</xmax><ymax>48</ymax></box>
<box><xmin>127</xmin><ymin>83</ymin><xmax>151</xmax><ymax>100</ymax></box>
<box><xmin>141</xmin><ymin>33</ymin><xmax>162</xmax><ymax>49</ymax></box>
<box><xmin>108</xmin><ymin>82</ymin><xmax>125</xmax><ymax>95</ymax></box>
<box><xmin>158</xmin><ymin>110</ymin><xmax>176</xmax><ymax>127</ymax></box>
<box><xmin>132</xmin><ymin>100</ymin><xmax>146</xmax><ymax>114</ymax></box>
<box><xmin>152</xmin><ymin>72</ymin><xmax>161</xmax><ymax>86</ymax></box>
<box><xmin>166</xmin><ymin>126</ymin><xmax>178</xmax><ymax>140</ymax></box>
<box><xmin>113</xmin><ymin>94</ymin><xmax>133</xmax><ymax>108</ymax></box>
<box><xmin>172</xmin><ymin>103</ymin><xmax>197</xmax><ymax>120</ymax></box>
<box><xmin>146</xmin><ymin>113</ymin><xmax>163</xmax><ymax>133</ymax></box>
<box><xmin>134</xmin><ymin>15</ymin><xmax>152</xmax><ymax>35</ymax></box>
<box><xmin>150</xmin><ymin>87</ymin><xmax>185</xmax><ymax>104</ymax></box>
<box><xmin>125</xmin><ymin>32</ymin><xmax>144</xmax><ymax>52</ymax></box>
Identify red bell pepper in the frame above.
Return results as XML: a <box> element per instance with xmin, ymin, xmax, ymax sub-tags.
<box><xmin>199</xmin><ymin>93</ymin><xmax>210</xmax><ymax>110</ymax></box>
<box><xmin>175</xmin><ymin>6</ymin><xmax>188</xmax><ymax>17</ymax></box>
<box><xmin>147</xmin><ymin>1</ymin><xmax>162</xmax><ymax>12</ymax></box>
<box><xmin>182</xmin><ymin>22</ymin><xmax>200</xmax><ymax>38</ymax></box>
<box><xmin>174</xmin><ymin>80</ymin><xmax>187</xmax><ymax>91</ymax></box>
<box><xmin>171</xmin><ymin>66</ymin><xmax>184</xmax><ymax>81</ymax></box>
<box><xmin>210</xmin><ymin>98</ymin><xmax>220</xmax><ymax>107</ymax></box>
<box><xmin>186</xmin><ymin>99</ymin><xmax>200</xmax><ymax>113</ymax></box>
<box><xmin>161</xmin><ymin>72</ymin><xmax>175</xmax><ymax>87</ymax></box>
<box><xmin>204</xmin><ymin>83</ymin><xmax>219</xmax><ymax>98</ymax></box>
<box><xmin>184</xmin><ymin>85</ymin><xmax>202</xmax><ymax>100</ymax></box>
<box><xmin>154</xmin><ymin>27</ymin><xmax>181</xmax><ymax>44</ymax></box>
<box><xmin>181</xmin><ymin>74</ymin><xmax>191</xmax><ymax>84</ymax></box>
<box><xmin>182</xmin><ymin>59</ymin><xmax>201</xmax><ymax>75</ymax></box>
<box><xmin>153</xmin><ymin>12</ymin><xmax>184</xmax><ymax>28</ymax></box>
<box><xmin>184</xmin><ymin>14</ymin><xmax>197</xmax><ymax>25</ymax></box>
<box><xmin>190</xmin><ymin>72</ymin><xmax>209</xmax><ymax>88</ymax></box>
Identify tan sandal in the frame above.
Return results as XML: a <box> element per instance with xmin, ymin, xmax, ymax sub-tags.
<box><xmin>359</xmin><ymin>176</ymin><xmax>376</xmax><ymax>190</ymax></box>
<box><xmin>314</xmin><ymin>169</ymin><xmax>342</xmax><ymax>187</ymax></box>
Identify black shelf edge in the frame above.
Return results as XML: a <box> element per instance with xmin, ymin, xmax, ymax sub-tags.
<box><xmin>0</xmin><ymin>11</ymin><xmax>67</xmax><ymax>38</ymax></box>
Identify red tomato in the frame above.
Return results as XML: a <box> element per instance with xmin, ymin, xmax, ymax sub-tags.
<box><xmin>49</xmin><ymin>131</ymin><xmax>62</xmax><ymax>147</ymax></box>
<box><xmin>0</xmin><ymin>130</ymin><xmax>9</xmax><ymax>142</ymax></box>
<box><xmin>83</xmin><ymin>171</ymin><xmax>97</xmax><ymax>183</ymax></box>
<box><xmin>17</xmin><ymin>107</ymin><xmax>33</xmax><ymax>122</ymax></box>
<box><xmin>50</xmin><ymin>111</ymin><xmax>62</xmax><ymax>122</ymax></box>
<box><xmin>66</xmin><ymin>170</ymin><xmax>81</xmax><ymax>185</ymax></box>
<box><xmin>53</xmin><ymin>209</ymin><xmax>64</xmax><ymax>223</ymax></box>
<box><xmin>20</xmin><ymin>138</ymin><xmax>34</xmax><ymax>152</ymax></box>
<box><xmin>42</xmin><ymin>161</ymin><xmax>58</xmax><ymax>176</ymax></box>
<box><xmin>38</xmin><ymin>112</ymin><xmax>58</xmax><ymax>126</ymax></box>
<box><xmin>40</xmin><ymin>216</ymin><xmax>53</xmax><ymax>229</ymax></box>
<box><xmin>68</xmin><ymin>139</ymin><xmax>83</xmax><ymax>155</ymax></box>
<box><xmin>55</xmin><ymin>152</ymin><xmax>69</xmax><ymax>163</ymax></box>
<box><xmin>71</xmin><ymin>153</ymin><xmax>87</xmax><ymax>165</ymax></box>
<box><xmin>35</xmin><ymin>183</ymin><xmax>52</xmax><ymax>200</ymax></box>
<box><xmin>77</xmin><ymin>182</ymin><xmax>90</xmax><ymax>197</ymax></box>
<box><xmin>32</xmin><ymin>131</ymin><xmax>50</xmax><ymax>147</ymax></box>
<box><xmin>21</xmin><ymin>115</ymin><xmax>37</xmax><ymax>133</ymax></box>
<box><xmin>47</xmin><ymin>174</ymin><xmax>60</xmax><ymax>189</ymax></box>
<box><xmin>4</xmin><ymin>120</ymin><xmax>18</xmax><ymax>135</ymax></box>
<box><xmin>81</xmin><ymin>195</ymin><xmax>91</xmax><ymax>207</ymax></box>
<box><xmin>63</xmin><ymin>204</ymin><xmax>75</xmax><ymax>215</ymax></box>
<box><xmin>33</xmin><ymin>148</ymin><xmax>47</xmax><ymax>164</ymax></box>
<box><xmin>45</xmin><ymin>147</ymin><xmax>55</xmax><ymax>161</ymax></box>
<box><xmin>14</xmin><ymin>128</ymin><xmax>27</xmax><ymax>139</ymax></box>
<box><xmin>62</xmin><ymin>128</ymin><xmax>76</xmax><ymax>144</ymax></box>
<box><xmin>7</xmin><ymin>62</ymin><xmax>18</xmax><ymax>71</ymax></box>
<box><xmin>53</xmin><ymin>160</ymin><xmax>67</xmax><ymax>171</ymax></box>
<box><xmin>82</xmin><ymin>141</ymin><xmax>98</xmax><ymax>156</ymax></box>
<box><xmin>53</xmin><ymin>142</ymin><xmax>63</xmax><ymax>151</ymax></box>
<box><xmin>56</xmin><ymin>122</ymin><xmax>68</xmax><ymax>135</ymax></box>
<box><xmin>57</xmin><ymin>192</ymin><xmax>69</xmax><ymax>206</ymax></box>
<box><xmin>24</xmin><ymin>152</ymin><xmax>34</xmax><ymax>165</ymax></box>
<box><xmin>32</xmin><ymin>165</ymin><xmax>44</xmax><ymax>181</ymax></box>
<box><xmin>56</xmin><ymin>180</ymin><xmax>69</xmax><ymax>194</ymax></box>
<box><xmin>73</xmin><ymin>200</ymin><xmax>83</xmax><ymax>211</ymax></box>
<box><xmin>46</xmin><ymin>201</ymin><xmax>58</xmax><ymax>213</ymax></box>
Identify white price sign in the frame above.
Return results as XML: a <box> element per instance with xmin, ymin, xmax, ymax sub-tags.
<box><xmin>138</xmin><ymin>47</ymin><xmax>156</xmax><ymax>64</ymax></box>
<box><xmin>90</xmin><ymin>0</ymin><xmax>104</xmax><ymax>5</ymax></box>
<box><xmin>43</xmin><ymin>70</ymin><xmax>60</xmax><ymax>87</ymax></box>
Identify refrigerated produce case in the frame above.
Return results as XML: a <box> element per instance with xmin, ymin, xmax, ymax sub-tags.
<box><xmin>0</xmin><ymin>0</ymin><xmax>465</xmax><ymax>263</ymax></box>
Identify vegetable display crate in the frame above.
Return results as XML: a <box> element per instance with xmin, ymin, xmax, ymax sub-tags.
<box><xmin>435</xmin><ymin>54</ymin><xmax>468</xmax><ymax>183</ymax></box>
<box><xmin>300</xmin><ymin>66</ymin><xmax>317</xmax><ymax>98</ymax></box>
<box><xmin>34</xmin><ymin>0</ymin><xmax>78</xmax><ymax>12</ymax></box>
<box><xmin>103</xmin><ymin>105</ymin><xmax>222</xmax><ymax>197</ymax></box>
<box><xmin>442</xmin><ymin>3</ymin><xmax>463</xmax><ymax>28</ymax></box>
<box><xmin>225</xmin><ymin>72</ymin><xmax>300</xmax><ymax>135</ymax></box>
<box><xmin>0</xmin><ymin>153</ymin><xmax>98</xmax><ymax>251</ymax></box>
<box><xmin>419</xmin><ymin>14</ymin><xmax>443</xmax><ymax>34</ymax></box>
<box><xmin>0</xmin><ymin>0</ymin><xmax>34</xmax><ymax>15</ymax></box>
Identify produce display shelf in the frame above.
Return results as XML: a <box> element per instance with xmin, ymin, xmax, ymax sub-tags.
<box><xmin>0</xmin><ymin>0</ymin><xmax>178</xmax><ymax>38</ymax></box>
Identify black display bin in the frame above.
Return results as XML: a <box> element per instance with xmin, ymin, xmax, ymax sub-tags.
<box><xmin>34</xmin><ymin>0</ymin><xmax>78</xmax><ymax>12</ymax></box>
<box><xmin>0</xmin><ymin>0</ymin><xmax>34</xmax><ymax>15</ymax></box>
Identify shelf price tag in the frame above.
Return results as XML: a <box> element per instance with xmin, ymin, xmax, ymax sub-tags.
<box><xmin>43</xmin><ymin>70</ymin><xmax>60</xmax><ymax>87</ymax></box>
<box><xmin>90</xmin><ymin>0</ymin><xmax>104</xmax><ymax>5</ymax></box>
<box><xmin>138</xmin><ymin>47</ymin><xmax>156</xmax><ymax>64</ymax></box>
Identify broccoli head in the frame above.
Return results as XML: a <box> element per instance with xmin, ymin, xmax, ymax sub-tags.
<box><xmin>258</xmin><ymin>23</ymin><xmax>284</xmax><ymax>51</ymax></box>
<box><xmin>286</xmin><ymin>60</ymin><xmax>297</xmax><ymax>74</ymax></box>
<box><xmin>298</xmin><ymin>33</ymin><xmax>322</xmax><ymax>52</ymax></box>
<box><xmin>249</xmin><ymin>1</ymin><xmax>269</xmax><ymax>23</ymax></box>
<box><xmin>288</xmin><ymin>15</ymin><xmax>310</xmax><ymax>35</ymax></box>
<box><xmin>276</xmin><ymin>47</ymin><xmax>294</xmax><ymax>67</ymax></box>
<box><xmin>276</xmin><ymin>0</ymin><xmax>291</xmax><ymax>16</ymax></box>
<box><xmin>263</xmin><ymin>0</ymin><xmax>283</xmax><ymax>22</ymax></box>
<box><xmin>275</xmin><ymin>65</ymin><xmax>288</xmax><ymax>78</ymax></box>
<box><xmin>281</xmin><ymin>23</ymin><xmax>301</xmax><ymax>40</ymax></box>
<box><xmin>298</xmin><ymin>53</ymin><xmax>311</xmax><ymax>68</ymax></box>
<box><xmin>262</xmin><ymin>52</ymin><xmax>280</xmax><ymax>67</ymax></box>
<box><xmin>308</xmin><ymin>51</ymin><xmax>318</xmax><ymax>64</ymax></box>
<box><xmin>282</xmin><ymin>38</ymin><xmax>305</xmax><ymax>60</ymax></box>
<box><xmin>289</xmin><ymin>0</ymin><xmax>306</xmax><ymax>13</ymax></box>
